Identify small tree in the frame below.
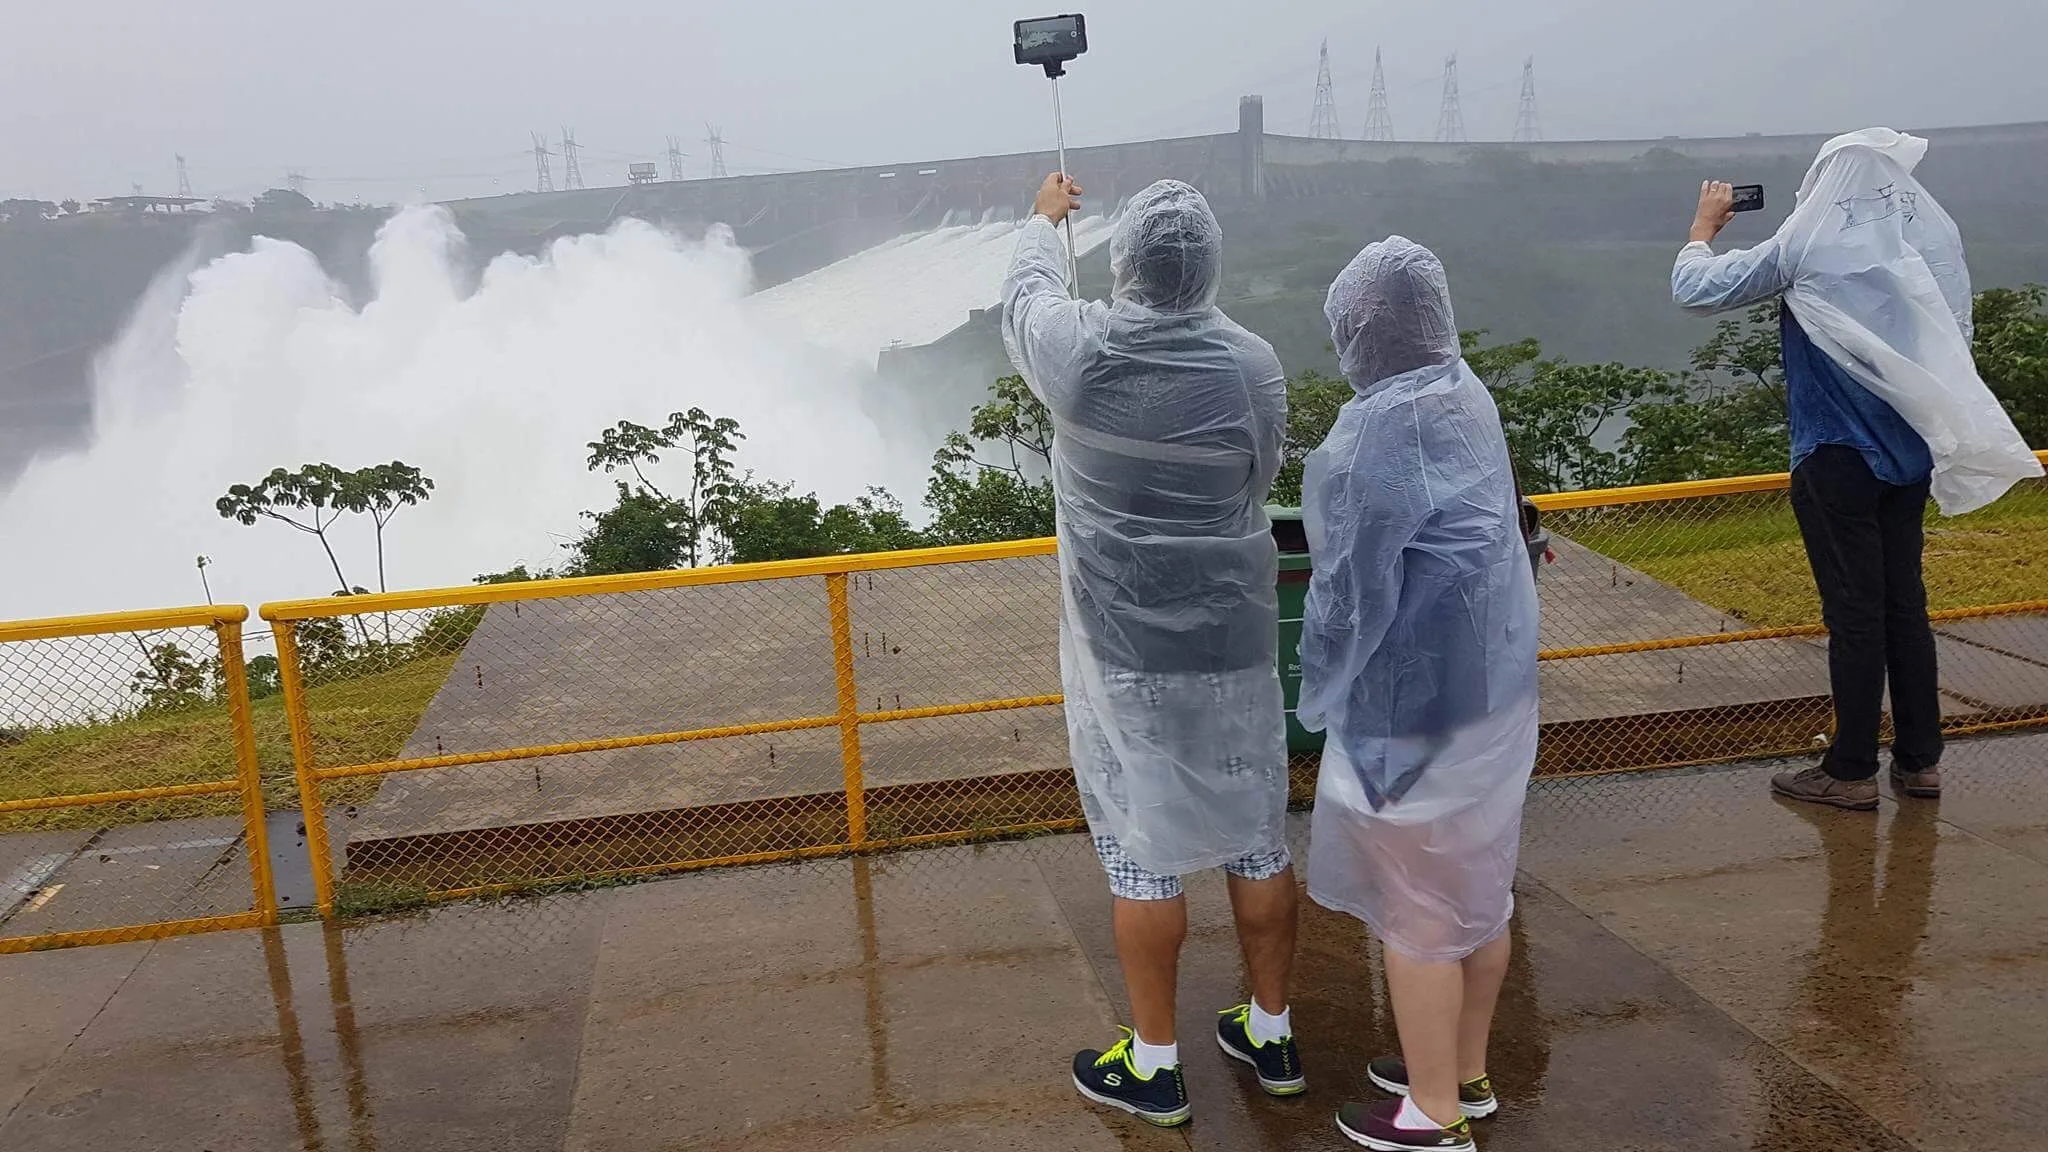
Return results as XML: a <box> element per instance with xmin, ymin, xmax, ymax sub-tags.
<box><xmin>1272</xmin><ymin>369</ymin><xmax>1351</xmax><ymax>506</ymax></box>
<box><xmin>1690</xmin><ymin>302</ymin><xmax>1789</xmax><ymax>413</ymax></box>
<box><xmin>1503</xmin><ymin>359</ymin><xmax>1675</xmax><ymax>492</ymax></box>
<box><xmin>339</xmin><ymin>462</ymin><xmax>434</xmax><ymax>596</ymax></box>
<box><xmin>724</xmin><ymin>480</ymin><xmax>922</xmax><ymax>563</ymax></box>
<box><xmin>1975</xmin><ymin>284</ymin><xmax>2048</xmax><ymax>446</ymax></box>
<box><xmin>567</xmin><ymin>483</ymin><xmax>693</xmax><ymax>576</ymax></box>
<box><xmin>585</xmin><ymin>408</ymin><xmax>744</xmax><ymax>568</ymax></box>
<box><xmin>245</xmin><ymin>655</ymin><xmax>283</xmax><ymax>700</ymax></box>
<box><xmin>920</xmin><ymin>376</ymin><xmax>1059</xmax><ymax>545</ymax></box>
<box><xmin>130</xmin><ymin>641</ymin><xmax>217</xmax><ymax>713</ymax></box>
<box><xmin>218</xmin><ymin>465</ymin><xmax>365</xmax><ymax>643</ymax></box>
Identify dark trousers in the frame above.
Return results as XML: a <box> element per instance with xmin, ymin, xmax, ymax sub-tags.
<box><xmin>1790</xmin><ymin>446</ymin><xmax>1943</xmax><ymax>780</ymax></box>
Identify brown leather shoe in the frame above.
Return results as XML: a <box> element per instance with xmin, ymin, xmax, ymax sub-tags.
<box><xmin>1890</xmin><ymin>765</ymin><xmax>1942</xmax><ymax>799</ymax></box>
<box><xmin>1771</xmin><ymin>765</ymin><xmax>1879</xmax><ymax>811</ymax></box>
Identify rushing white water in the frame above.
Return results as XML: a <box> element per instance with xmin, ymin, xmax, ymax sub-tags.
<box><xmin>756</xmin><ymin>212</ymin><xmax>1115</xmax><ymax>366</ymax></box>
<box><xmin>0</xmin><ymin>204</ymin><xmax>1122</xmax><ymax>626</ymax></box>
<box><xmin>0</xmin><ymin>211</ymin><xmax>994</xmax><ymax>628</ymax></box>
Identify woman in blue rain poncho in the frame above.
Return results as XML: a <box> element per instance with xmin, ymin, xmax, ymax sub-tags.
<box><xmin>1298</xmin><ymin>238</ymin><xmax>1539</xmax><ymax>1151</ymax></box>
<box><xmin>1003</xmin><ymin>175</ymin><xmax>1301</xmax><ymax>1126</ymax></box>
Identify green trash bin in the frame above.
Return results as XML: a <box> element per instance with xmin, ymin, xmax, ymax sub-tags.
<box><xmin>1267</xmin><ymin>507</ymin><xmax>1323</xmax><ymax>754</ymax></box>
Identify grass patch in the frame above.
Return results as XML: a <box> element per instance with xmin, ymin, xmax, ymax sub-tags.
<box><xmin>0</xmin><ymin>654</ymin><xmax>455</xmax><ymax>834</ymax></box>
<box><xmin>1562</xmin><ymin>484</ymin><xmax>2048</xmax><ymax>627</ymax></box>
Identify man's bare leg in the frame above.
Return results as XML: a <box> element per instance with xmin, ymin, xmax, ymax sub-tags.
<box><xmin>1226</xmin><ymin>868</ymin><xmax>1298</xmax><ymax>1015</ymax></box>
<box><xmin>1113</xmin><ymin>894</ymin><xmax>1187</xmax><ymax>1045</ymax></box>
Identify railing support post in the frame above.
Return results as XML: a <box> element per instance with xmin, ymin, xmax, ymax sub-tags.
<box><xmin>275</xmin><ymin>621</ymin><xmax>338</xmax><ymax>917</ymax></box>
<box><xmin>827</xmin><ymin>573</ymin><xmax>868</xmax><ymax>847</ymax></box>
<box><xmin>216</xmin><ymin>618</ymin><xmax>279</xmax><ymax>924</ymax></box>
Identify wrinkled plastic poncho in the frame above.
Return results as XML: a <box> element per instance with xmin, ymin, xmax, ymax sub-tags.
<box><xmin>1298</xmin><ymin>237</ymin><xmax>1541</xmax><ymax>961</ymax></box>
<box><xmin>1674</xmin><ymin>128</ymin><xmax>2041</xmax><ymax>514</ymax></box>
<box><xmin>1001</xmin><ymin>180</ymin><xmax>1290</xmax><ymax>876</ymax></box>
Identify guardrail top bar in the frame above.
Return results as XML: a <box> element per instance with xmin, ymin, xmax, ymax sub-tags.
<box><xmin>260</xmin><ymin>536</ymin><xmax>1059</xmax><ymax>621</ymax></box>
<box><xmin>0</xmin><ymin>603</ymin><xmax>248</xmax><ymax>644</ymax></box>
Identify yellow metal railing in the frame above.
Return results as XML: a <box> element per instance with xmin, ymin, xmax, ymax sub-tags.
<box><xmin>261</xmin><ymin>538</ymin><xmax>1068</xmax><ymax>916</ymax></box>
<box><xmin>0</xmin><ymin>605</ymin><xmax>277</xmax><ymax>953</ymax></box>
<box><xmin>5</xmin><ymin>457</ymin><xmax>2043</xmax><ymax>941</ymax></box>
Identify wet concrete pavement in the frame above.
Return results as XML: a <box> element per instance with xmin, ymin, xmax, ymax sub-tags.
<box><xmin>5</xmin><ymin>735</ymin><xmax>2046</xmax><ymax>1151</ymax></box>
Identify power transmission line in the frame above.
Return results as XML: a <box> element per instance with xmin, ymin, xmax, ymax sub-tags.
<box><xmin>1434</xmin><ymin>54</ymin><xmax>1466</xmax><ymax>144</ymax></box>
<box><xmin>175</xmin><ymin>154</ymin><xmax>193</xmax><ymax>197</ymax></box>
<box><xmin>531</xmin><ymin>131</ymin><xmax>554</xmax><ymax>193</ymax></box>
<box><xmin>1362</xmin><ymin>47</ymin><xmax>1395</xmax><ymax>141</ymax></box>
<box><xmin>1513</xmin><ymin>56</ymin><xmax>1543</xmax><ymax>143</ymax></box>
<box><xmin>560</xmin><ymin>127</ymin><xmax>585</xmax><ymax>190</ymax></box>
<box><xmin>1308</xmin><ymin>40</ymin><xmax>1342</xmax><ymax>139</ymax></box>
<box><xmin>704</xmin><ymin>125</ymin><xmax>728</xmax><ymax>179</ymax></box>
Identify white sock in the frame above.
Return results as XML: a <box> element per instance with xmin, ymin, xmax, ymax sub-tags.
<box><xmin>1395</xmin><ymin>1096</ymin><xmax>1449</xmax><ymax>1131</ymax></box>
<box><xmin>1248</xmin><ymin>1001</ymin><xmax>1292</xmax><ymax>1044</ymax></box>
<box><xmin>1131</xmin><ymin>1036</ymin><xmax>1179</xmax><ymax>1077</ymax></box>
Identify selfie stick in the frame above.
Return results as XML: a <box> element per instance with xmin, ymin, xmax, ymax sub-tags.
<box><xmin>1015</xmin><ymin>14</ymin><xmax>1089</xmax><ymax>296</ymax></box>
<box><xmin>1049</xmin><ymin>74</ymin><xmax>1079</xmax><ymax>294</ymax></box>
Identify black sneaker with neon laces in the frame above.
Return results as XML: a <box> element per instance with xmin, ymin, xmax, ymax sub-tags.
<box><xmin>1071</xmin><ymin>1028</ymin><xmax>1191</xmax><ymax>1127</ymax></box>
<box><xmin>1215</xmin><ymin>1004</ymin><xmax>1307</xmax><ymax>1096</ymax></box>
<box><xmin>1336</xmin><ymin>1098</ymin><xmax>1475</xmax><ymax>1151</ymax></box>
<box><xmin>1364</xmin><ymin>1055</ymin><xmax>1498</xmax><ymax>1118</ymax></box>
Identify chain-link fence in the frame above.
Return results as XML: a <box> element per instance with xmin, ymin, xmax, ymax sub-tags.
<box><xmin>1529</xmin><ymin>465</ymin><xmax>2048</xmax><ymax>777</ymax></box>
<box><xmin>7</xmin><ymin>460</ymin><xmax>2037</xmax><ymax>938</ymax></box>
<box><xmin>259</xmin><ymin>541</ymin><xmax>1074</xmax><ymax>917</ymax></box>
<box><xmin>0</xmin><ymin>606</ymin><xmax>276</xmax><ymax>952</ymax></box>
<box><xmin>246</xmin><ymin>464</ymin><xmax>2048</xmax><ymax>919</ymax></box>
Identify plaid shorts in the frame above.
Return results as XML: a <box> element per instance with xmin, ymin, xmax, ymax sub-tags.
<box><xmin>1091</xmin><ymin>833</ymin><xmax>1292</xmax><ymax>902</ymax></box>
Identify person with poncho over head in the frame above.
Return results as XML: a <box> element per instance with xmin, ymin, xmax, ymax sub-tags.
<box><xmin>1001</xmin><ymin>173</ymin><xmax>1302</xmax><ymax>1128</ymax></box>
<box><xmin>1297</xmin><ymin>237</ymin><xmax>1540</xmax><ymax>1152</ymax></box>
<box><xmin>1672</xmin><ymin>129</ymin><xmax>2041</xmax><ymax>812</ymax></box>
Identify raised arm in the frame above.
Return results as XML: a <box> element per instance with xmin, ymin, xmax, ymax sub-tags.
<box><xmin>1000</xmin><ymin>173</ymin><xmax>1089</xmax><ymax>407</ymax></box>
<box><xmin>1671</xmin><ymin>180</ymin><xmax>1790</xmax><ymax>314</ymax></box>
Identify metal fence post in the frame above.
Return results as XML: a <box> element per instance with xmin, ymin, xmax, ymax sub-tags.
<box><xmin>214</xmin><ymin>618</ymin><xmax>279</xmax><ymax>924</ymax></box>
<box><xmin>274</xmin><ymin>621</ymin><xmax>338</xmax><ymax>917</ymax></box>
<box><xmin>827</xmin><ymin>572</ymin><xmax>868</xmax><ymax>847</ymax></box>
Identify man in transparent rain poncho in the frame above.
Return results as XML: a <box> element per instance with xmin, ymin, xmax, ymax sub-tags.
<box><xmin>1002</xmin><ymin>174</ymin><xmax>1301</xmax><ymax>1127</ymax></box>
<box><xmin>1298</xmin><ymin>239</ymin><xmax>1539</xmax><ymax>1152</ymax></box>
<box><xmin>1673</xmin><ymin>130</ymin><xmax>2041</xmax><ymax>811</ymax></box>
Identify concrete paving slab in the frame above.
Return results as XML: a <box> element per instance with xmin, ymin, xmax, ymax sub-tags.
<box><xmin>19</xmin><ymin>757</ymin><xmax>2048</xmax><ymax>1150</ymax></box>
<box><xmin>322</xmin><ymin>897</ymin><xmax>606</xmax><ymax>1152</ymax></box>
<box><xmin>1520</xmin><ymin>761</ymin><xmax>2048</xmax><ymax>1152</ymax></box>
<box><xmin>685</xmin><ymin>1105</ymin><xmax>1139</xmax><ymax>1152</ymax></box>
<box><xmin>0</xmin><ymin>929</ymin><xmax>302</xmax><ymax>1152</ymax></box>
<box><xmin>0</xmin><ymin>939</ymin><xmax>148</xmax><ymax>1121</ymax></box>
<box><xmin>1936</xmin><ymin>612</ymin><xmax>2048</xmax><ymax>665</ymax></box>
<box><xmin>1899</xmin><ymin>730</ymin><xmax>2048</xmax><ymax>865</ymax></box>
<box><xmin>566</xmin><ymin>844</ymin><xmax>1117</xmax><ymax>1152</ymax></box>
<box><xmin>1930</xmin><ymin>632</ymin><xmax>2048</xmax><ymax>710</ymax></box>
<box><xmin>2</xmin><ymin>817</ymin><xmax>247</xmax><ymax>937</ymax></box>
<box><xmin>0</xmin><ymin>828</ymin><xmax>94</xmax><ymax>924</ymax></box>
<box><xmin>1537</xmin><ymin>537</ymin><xmax>1740</xmax><ymax>649</ymax></box>
<box><xmin>1540</xmin><ymin>639</ymin><xmax>1830</xmax><ymax>723</ymax></box>
<box><xmin>1033</xmin><ymin>820</ymin><xmax>1908</xmax><ymax>1152</ymax></box>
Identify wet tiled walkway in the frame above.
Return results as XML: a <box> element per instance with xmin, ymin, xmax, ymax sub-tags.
<box><xmin>4</xmin><ymin>736</ymin><xmax>2044</xmax><ymax>1151</ymax></box>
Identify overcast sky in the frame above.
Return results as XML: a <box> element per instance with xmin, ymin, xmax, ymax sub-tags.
<box><xmin>4</xmin><ymin>0</ymin><xmax>2043</xmax><ymax>205</ymax></box>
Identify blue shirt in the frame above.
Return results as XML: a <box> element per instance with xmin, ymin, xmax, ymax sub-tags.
<box><xmin>1672</xmin><ymin>240</ymin><xmax>1934</xmax><ymax>485</ymax></box>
